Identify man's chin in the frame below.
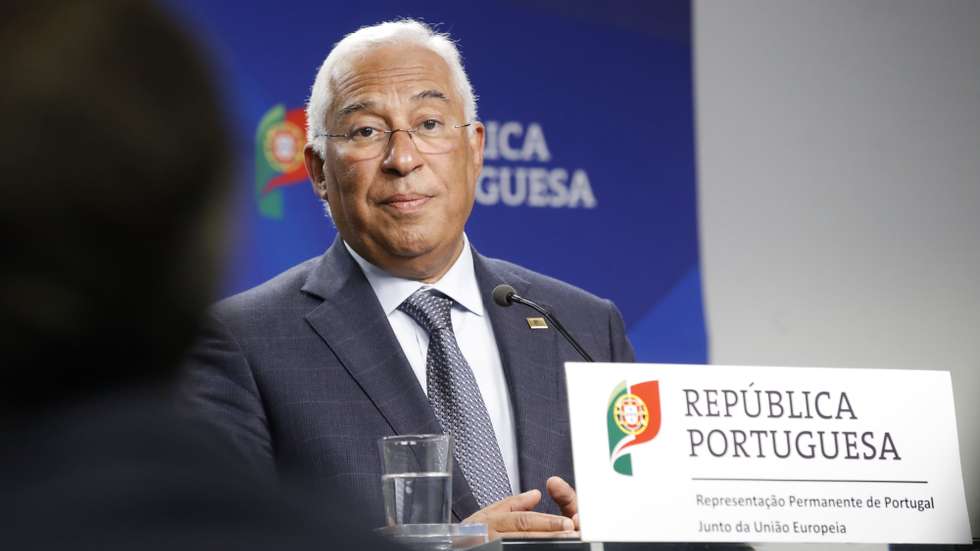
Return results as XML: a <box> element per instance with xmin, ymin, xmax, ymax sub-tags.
<box><xmin>379</xmin><ymin>236</ymin><xmax>464</xmax><ymax>281</ymax></box>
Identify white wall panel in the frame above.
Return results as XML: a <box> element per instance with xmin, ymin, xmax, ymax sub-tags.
<box><xmin>695</xmin><ymin>0</ymin><xmax>980</xmax><ymax>535</ymax></box>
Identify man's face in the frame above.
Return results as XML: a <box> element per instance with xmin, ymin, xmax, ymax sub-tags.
<box><xmin>305</xmin><ymin>44</ymin><xmax>484</xmax><ymax>282</ymax></box>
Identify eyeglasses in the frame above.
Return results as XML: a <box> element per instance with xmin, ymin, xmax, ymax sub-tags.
<box><xmin>316</xmin><ymin>120</ymin><xmax>473</xmax><ymax>159</ymax></box>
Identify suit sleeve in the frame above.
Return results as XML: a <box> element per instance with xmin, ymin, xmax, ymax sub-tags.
<box><xmin>605</xmin><ymin>299</ymin><xmax>636</xmax><ymax>362</ymax></box>
<box><xmin>180</xmin><ymin>312</ymin><xmax>277</xmax><ymax>479</ymax></box>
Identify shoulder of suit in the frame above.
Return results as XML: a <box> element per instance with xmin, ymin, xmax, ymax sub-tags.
<box><xmin>478</xmin><ymin>254</ymin><xmax>611</xmax><ymax>311</ymax></box>
<box><xmin>209</xmin><ymin>256</ymin><xmax>321</xmax><ymax>320</ymax></box>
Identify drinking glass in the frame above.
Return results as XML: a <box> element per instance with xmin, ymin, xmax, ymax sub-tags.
<box><xmin>379</xmin><ymin>434</ymin><xmax>453</xmax><ymax>526</ymax></box>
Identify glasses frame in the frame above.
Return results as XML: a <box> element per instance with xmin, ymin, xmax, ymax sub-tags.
<box><xmin>314</xmin><ymin>122</ymin><xmax>474</xmax><ymax>153</ymax></box>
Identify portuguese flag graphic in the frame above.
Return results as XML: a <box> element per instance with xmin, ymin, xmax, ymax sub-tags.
<box><xmin>607</xmin><ymin>380</ymin><xmax>661</xmax><ymax>476</ymax></box>
<box><xmin>255</xmin><ymin>104</ymin><xmax>308</xmax><ymax>219</ymax></box>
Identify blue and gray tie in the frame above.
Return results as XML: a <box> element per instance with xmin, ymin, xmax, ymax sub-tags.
<box><xmin>399</xmin><ymin>289</ymin><xmax>513</xmax><ymax>508</ymax></box>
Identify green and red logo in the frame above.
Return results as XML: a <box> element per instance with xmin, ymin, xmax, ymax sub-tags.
<box><xmin>607</xmin><ymin>380</ymin><xmax>661</xmax><ymax>476</ymax></box>
<box><xmin>255</xmin><ymin>104</ymin><xmax>308</xmax><ymax>219</ymax></box>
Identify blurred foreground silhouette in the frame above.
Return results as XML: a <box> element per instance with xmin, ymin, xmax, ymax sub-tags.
<box><xmin>0</xmin><ymin>1</ymin><xmax>399</xmax><ymax>549</ymax></box>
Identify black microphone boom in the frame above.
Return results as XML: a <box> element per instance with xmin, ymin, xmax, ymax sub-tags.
<box><xmin>491</xmin><ymin>284</ymin><xmax>594</xmax><ymax>362</ymax></box>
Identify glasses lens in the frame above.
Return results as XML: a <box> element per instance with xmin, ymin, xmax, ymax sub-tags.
<box><xmin>333</xmin><ymin>124</ymin><xmax>465</xmax><ymax>159</ymax></box>
<box><xmin>413</xmin><ymin>128</ymin><xmax>457</xmax><ymax>155</ymax></box>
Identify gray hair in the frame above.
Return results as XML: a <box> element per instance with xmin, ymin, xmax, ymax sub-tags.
<box><xmin>306</xmin><ymin>18</ymin><xmax>478</xmax><ymax>158</ymax></box>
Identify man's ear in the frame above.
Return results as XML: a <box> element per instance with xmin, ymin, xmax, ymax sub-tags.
<box><xmin>304</xmin><ymin>144</ymin><xmax>328</xmax><ymax>200</ymax></box>
<box><xmin>468</xmin><ymin>121</ymin><xmax>485</xmax><ymax>180</ymax></box>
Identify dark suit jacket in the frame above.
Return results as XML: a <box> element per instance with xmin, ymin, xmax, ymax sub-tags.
<box><xmin>182</xmin><ymin>237</ymin><xmax>635</xmax><ymax>526</ymax></box>
<box><xmin>2</xmin><ymin>387</ymin><xmax>402</xmax><ymax>551</ymax></box>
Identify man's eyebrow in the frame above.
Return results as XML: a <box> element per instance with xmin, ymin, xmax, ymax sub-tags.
<box><xmin>334</xmin><ymin>91</ymin><xmax>446</xmax><ymax>122</ymax></box>
<box><xmin>336</xmin><ymin>100</ymin><xmax>374</xmax><ymax>121</ymax></box>
<box><xmin>413</xmin><ymin>89</ymin><xmax>449</xmax><ymax>102</ymax></box>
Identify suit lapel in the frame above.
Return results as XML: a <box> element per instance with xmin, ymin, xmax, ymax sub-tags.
<box><xmin>473</xmin><ymin>252</ymin><xmax>565</xmax><ymax>505</ymax></box>
<box><xmin>300</xmin><ymin>238</ymin><xmax>480</xmax><ymax>521</ymax></box>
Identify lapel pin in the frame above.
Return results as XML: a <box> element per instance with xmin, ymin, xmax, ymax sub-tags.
<box><xmin>526</xmin><ymin>317</ymin><xmax>548</xmax><ymax>329</ymax></box>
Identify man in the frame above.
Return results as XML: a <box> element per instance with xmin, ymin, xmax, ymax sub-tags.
<box><xmin>183</xmin><ymin>19</ymin><xmax>635</xmax><ymax>538</ymax></box>
<box><xmin>0</xmin><ymin>1</ymin><xmax>400</xmax><ymax>549</ymax></box>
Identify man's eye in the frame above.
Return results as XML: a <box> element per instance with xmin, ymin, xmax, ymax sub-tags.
<box><xmin>419</xmin><ymin>119</ymin><xmax>442</xmax><ymax>132</ymax></box>
<box><xmin>351</xmin><ymin>127</ymin><xmax>378</xmax><ymax>140</ymax></box>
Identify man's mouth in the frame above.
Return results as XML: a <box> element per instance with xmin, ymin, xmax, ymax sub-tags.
<box><xmin>380</xmin><ymin>193</ymin><xmax>433</xmax><ymax>212</ymax></box>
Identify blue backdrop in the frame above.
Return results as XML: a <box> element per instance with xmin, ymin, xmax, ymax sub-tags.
<box><xmin>166</xmin><ymin>0</ymin><xmax>706</xmax><ymax>364</ymax></box>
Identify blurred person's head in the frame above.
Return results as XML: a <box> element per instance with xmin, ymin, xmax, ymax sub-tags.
<box><xmin>0</xmin><ymin>0</ymin><xmax>230</xmax><ymax>416</ymax></box>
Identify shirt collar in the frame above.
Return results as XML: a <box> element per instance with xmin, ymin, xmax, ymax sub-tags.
<box><xmin>344</xmin><ymin>234</ymin><xmax>485</xmax><ymax>318</ymax></box>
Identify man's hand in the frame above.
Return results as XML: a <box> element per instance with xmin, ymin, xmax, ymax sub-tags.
<box><xmin>546</xmin><ymin>476</ymin><xmax>579</xmax><ymax>530</ymax></box>
<box><xmin>463</xmin><ymin>488</ymin><xmax>577</xmax><ymax>540</ymax></box>
<box><xmin>463</xmin><ymin>477</ymin><xmax>580</xmax><ymax>539</ymax></box>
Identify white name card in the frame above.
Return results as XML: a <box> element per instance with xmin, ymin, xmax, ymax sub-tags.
<box><xmin>565</xmin><ymin>363</ymin><xmax>970</xmax><ymax>544</ymax></box>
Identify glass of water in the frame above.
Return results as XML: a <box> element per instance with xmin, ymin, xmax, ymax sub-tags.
<box><xmin>379</xmin><ymin>434</ymin><xmax>453</xmax><ymax>526</ymax></box>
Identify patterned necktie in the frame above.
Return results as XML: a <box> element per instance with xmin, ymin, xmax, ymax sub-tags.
<box><xmin>398</xmin><ymin>289</ymin><xmax>512</xmax><ymax>508</ymax></box>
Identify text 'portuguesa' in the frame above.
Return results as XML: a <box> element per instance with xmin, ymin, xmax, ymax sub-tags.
<box><xmin>682</xmin><ymin>385</ymin><xmax>900</xmax><ymax>460</ymax></box>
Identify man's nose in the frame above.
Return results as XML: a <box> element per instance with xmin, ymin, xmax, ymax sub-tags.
<box><xmin>381</xmin><ymin>129</ymin><xmax>424</xmax><ymax>176</ymax></box>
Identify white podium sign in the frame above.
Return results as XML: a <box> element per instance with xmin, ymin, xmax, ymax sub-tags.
<box><xmin>565</xmin><ymin>363</ymin><xmax>970</xmax><ymax>544</ymax></box>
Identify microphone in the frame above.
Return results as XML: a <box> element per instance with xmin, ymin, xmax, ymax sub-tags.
<box><xmin>492</xmin><ymin>284</ymin><xmax>594</xmax><ymax>362</ymax></box>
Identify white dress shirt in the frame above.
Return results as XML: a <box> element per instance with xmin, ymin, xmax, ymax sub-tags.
<box><xmin>345</xmin><ymin>236</ymin><xmax>521</xmax><ymax>496</ymax></box>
